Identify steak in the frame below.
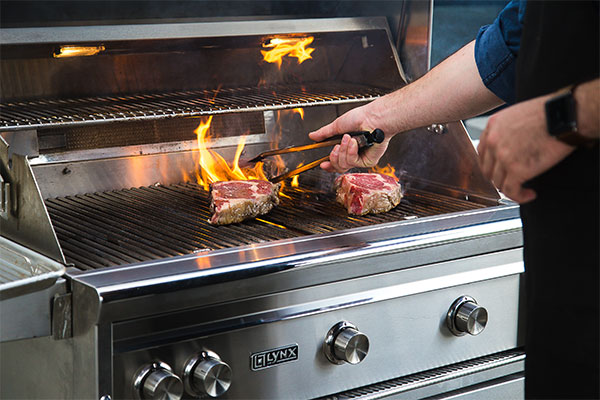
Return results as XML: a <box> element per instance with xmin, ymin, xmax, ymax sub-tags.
<box><xmin>334</xmin><ymin>173</ymin><xmax>402</xmax><ymax>215</ymax></box>
<box><xmin>208</xmin><ymin>180</ymin><xmax>281</xmax><ymax>225</ymax></box>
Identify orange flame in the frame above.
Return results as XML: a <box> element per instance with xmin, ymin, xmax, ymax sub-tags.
<box><xmin>194</xmin><ymin>116</ymin><xmax>268</xmax><ymax>190</ymax></box>
<box><xmin>370</xmin><ymin>164</ymin><xmax>399</xmax><ymax>181</ymax></box>
<box><xmin>292</xmin><ymin>107</ymin><xmax>305</xmax><ymax>119</ymax></box>
<box><xmin>261</xmin><ymin>36</ymin><xmax>315</xmax><ymax>69</ymax></box>
<box><xmin>291</xmin><ymin>162</ymin><xmax>305</xmax><ymax>187</ymax></box>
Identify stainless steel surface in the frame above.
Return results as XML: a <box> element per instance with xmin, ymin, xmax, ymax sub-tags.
<box><xmin>324</xmin><ymin>321</ymin><xmax>370</xmax><ymax>365</ymax></box>
<box><xmin>183</xmin><ymin>351</ymin><xmax>232</xmax><ymax>398</ymax></box>
<box><xmin>0</xmin><ymin>278</ymin><xmax>66</xmax><ymax>342</ymax></box>
<box><xmin>0</xmin><ymin>130</ymin><xmax>39</xmax><ymax>158</ymax></box>
<box><xmin>69</xmin><ymin>210</ymin><xmax>521</xmax><ymax>320</ymax></box>
<box><xmin>30</xmin><ymin>134</ymin><xmax>269</xmax><ymax>166</ymax></box>
<box><xmin>0</xmin><ymin>138</ymin><xmax>65</xmax><ymax>264</ymax></box>
<box><xmin>133</xmin><ymin>362</ymin><xmax>182</xmax><ymax>400</ymax></box>
<box><xmin>0</xmin><ymin>17</ymin><xmax>398</xmax><ymax>44</ymax></box>
<box><xmin>52</xmin><ymin>292</ymin><xmax>73</xmax><ymax>340</ymax></box>
<box><xmin>433</xmin><ymin>375</ymin><xmax>524</xmax><ymax>400</ymax></box>
<box><xmin>317</xmin><ymin>349</ymin><xmax>524</xmax><ymax>400</ymax></box>
<box><xmin>111</xmin><ymin>253</ymin><xmax>522</xmax><ymax>399</ymax></box>
<box><xmin>396</xmin><ymin>0</ymin><xmax>433</xmax><ymax>81</ymax></box>
<box><xmin>0</xmin><ymin>235</ymin><xmax>65</xmax><ymax>300</ymax></box>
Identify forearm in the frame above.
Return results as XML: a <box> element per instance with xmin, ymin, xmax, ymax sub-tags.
<box><xmin>364</xmin><ymin>40</ymin><xmax>504</xmax><ymax>137</ymax></box>
<box><xmin>574</xmin><ymin>78</ymin><xmax>600</xmax><ymax>139</ymax></box>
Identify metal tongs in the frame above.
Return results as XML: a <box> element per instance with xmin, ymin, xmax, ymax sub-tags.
<box><xmin>240</xmin><ymin>129</ymin><xmax>385</xmax><ymax>183</ymax></box>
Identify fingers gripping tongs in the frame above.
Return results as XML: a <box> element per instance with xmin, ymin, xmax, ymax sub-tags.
<box><xmin>240</xmin><ymin>129</ymin><xmax>384</xmax><ymax>184</ymax></box>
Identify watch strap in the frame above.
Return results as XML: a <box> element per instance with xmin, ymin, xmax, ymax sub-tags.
<box><xmin>545</xmin><ymin>83</ymin><xmax>598</xmax><ymax>147</ymax></box>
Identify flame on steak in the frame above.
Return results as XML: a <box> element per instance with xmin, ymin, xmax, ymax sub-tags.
<box><xmin>261</xmin><ymin>36</ymin><xmax>315</xmax><ymax>69</ymax></box>
<box><xmin>194</xmin><ymin>116</ymin><xmax>268</xmax><ymax>190</ymax></box>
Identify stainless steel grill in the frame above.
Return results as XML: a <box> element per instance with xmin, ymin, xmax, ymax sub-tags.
<box><xmin>1</xmin><ymin>83</ymin><xmax>386</xmax><ymax>130</ymax></box>
<box><xmin>46</xmin><ymin>181</ymin><xmax>485</xmax><ymax>270</ymax></box>
<box><xmin>1</xmin><ymin>11</ymin><xmax>525</xmax><ymax>400</ymax></box>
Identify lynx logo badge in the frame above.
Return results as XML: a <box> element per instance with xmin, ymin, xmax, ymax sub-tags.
<box><xmin>250</xmin><ymin>344</ymin><xmax>298</xmax><ymax>371</ymax></box>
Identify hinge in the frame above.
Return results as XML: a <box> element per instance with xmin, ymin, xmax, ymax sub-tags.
<box><xmin>52</xmin><ymin>293</ymin><xmax>73</xmax><ymax>340</ymax></box>
<box><xmin>0</xmin><ymin>173</ymin><xmax>9</xmax><ymax>218</ymax></box>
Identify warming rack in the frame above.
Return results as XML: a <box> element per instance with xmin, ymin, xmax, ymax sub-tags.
<box><xmin>0</xmin><ymin>83</ymin><xmax>387</xmax><ymax>131</ymax></box>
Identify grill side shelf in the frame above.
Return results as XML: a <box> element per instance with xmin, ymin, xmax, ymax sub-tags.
<box><xmin>0</xmin><ymin>84</ymin><xmax>386</xmax><ymax>131</ymax></box>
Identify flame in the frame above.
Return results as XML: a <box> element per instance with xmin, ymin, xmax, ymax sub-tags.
<box><xmin>194</xmin><ymin>116</ymin><xmax>268</xmax><ymax>190</ymax></box>
<box><xmin>290</xmin><ymin>162</ymin><xmax>304</xmax><ymax>187</ymax></box>
<box><xmin>54</xmin><ymin>45</ymin><xmax>105</xmax><ymax>58</ymax></box>
<box><xmin>370</xmin><ymin>164</ymin><xmax>399</xmax><ymax>181</ymax></box>
<box><xmin>292</xmin><ymin>108</ymin><xmax>305</xmax><ymax>120</ymax></box>
<box><xmin>261</xmin><ymin>36</ymin><xmax>315</xmax><ymax>69</ymax></box>
<box><xmin>256</xmin><ymin>218</ymin><xmax>287</xmax><ymax>229</ymax></box>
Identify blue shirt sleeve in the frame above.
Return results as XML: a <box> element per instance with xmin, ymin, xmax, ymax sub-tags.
<box><xmin>474</xmin><ymin>0</ymin><xmax>526</xmax><ymax>104</ymax></box>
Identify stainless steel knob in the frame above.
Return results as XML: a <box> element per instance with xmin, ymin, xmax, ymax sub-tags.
<box><xmin>133</xmin><ymin>362</ymin><xmax>183</xmax><ymax>400</ymax></box>
<box><xmin>183</xmin><ymin>351</ymin><xmax>232</xmax><ymax>398</ymax></box>
<box><xmin>447</xmin><ymin>296</ymin><xmax>488</xmax><ymax>336</ymax></box>
<box><xmin>324</xmin><ymin>321</ymin><xmax>369</xmax><ymax>365</ymax></box>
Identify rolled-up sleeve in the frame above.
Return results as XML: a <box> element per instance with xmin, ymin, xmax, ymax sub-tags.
<box><xmin>474</xmin><ymin>0</ymin><xmax>526</xmax><ymax>104</ymax></box>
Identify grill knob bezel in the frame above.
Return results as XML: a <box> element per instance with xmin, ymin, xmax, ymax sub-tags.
<box><xmin>132</xmin><ymin>361</ymin><xmax>183</xmax><ymax>400</ymax></box>
<box><xmin>323</xmin><ymin>321</ymin><xmax>370</xmax><ymax>365</ymax></box>
<box><xmin>183</xmin><ymin>350</ymin><xmax>232</xmax><ymax>398</ymax></box>
<box><xmin>446</xmin><ymin>295</ymin><xmax>489</xmax><ymax>336</ymax></box>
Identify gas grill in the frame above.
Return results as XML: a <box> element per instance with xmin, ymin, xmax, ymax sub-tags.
<box><xmin>1</xmin><ymin>3</ymin><xmax>525</xmax><ymax>399</ymax></box>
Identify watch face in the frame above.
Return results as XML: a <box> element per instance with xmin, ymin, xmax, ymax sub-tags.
<box><xmin>545</xmin><ymin>92</ymin><xmax>577</xmax><ymax>136</ymax></box>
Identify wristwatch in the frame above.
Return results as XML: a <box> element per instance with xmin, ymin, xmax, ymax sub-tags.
<box><xmin>545</xmin><ymin>84</ymin><xmax>595</xmax><ymax>146</ymax></box>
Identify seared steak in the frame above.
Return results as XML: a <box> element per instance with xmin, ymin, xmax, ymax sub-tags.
<box><xmin>334</xmin><ymin>173</ymin><xmax>402</xmax><ymax>215</ymax></box>
<box><xmin>208</xmin><ymin>180</ymin><xmax>281</xmax><ymax>225</ymax></box>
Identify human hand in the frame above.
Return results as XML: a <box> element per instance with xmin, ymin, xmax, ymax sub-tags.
<box><xmin>477</xmin><ymin>95</ymin><xmax>575</xmax><ymax>203</ymax></box>
<box><xmin>308</xmin><ymin>106</ymin><xmax>391</xmax><ymax>173</ymax></box>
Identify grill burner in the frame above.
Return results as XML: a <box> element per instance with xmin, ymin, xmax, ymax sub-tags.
<box><xmin>45</xmin><ymin>181</ymin><xmax>485</xmax><ymax>270</ymax></box>
<box><xmin>1</xmin><ymin>83</ymin><xmax>386</xmax><ymax>130</ymax></box>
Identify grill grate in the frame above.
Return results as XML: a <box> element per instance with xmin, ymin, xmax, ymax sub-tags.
<box><xmin>45</xmin><ymin>181</ymin><xmax>485</xmax><ymax>271</ymax></box>
<box><xmin>1</xmin><ymin>83</ymin><xmax>386</xmax><ymax>131</ymax></box>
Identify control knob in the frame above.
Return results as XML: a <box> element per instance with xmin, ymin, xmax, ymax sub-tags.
<box><xmin>323</xmin><ymin>321</ymin><xmax>369</xmax><ymax>365</ymax></box>
<box><xmin>133</xmin><ymin>362</ymin><xmax>183</xmax><ymax>400</ymax></box>
<box><xmin>183</xmin><ymin>351</ymin><xmax>232</xmax><ymax>398</ymax></box>
<box><xmin>446</xmin><ymin>296</ymin><xmax>488</xmax><ymax>336</ymax></box>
